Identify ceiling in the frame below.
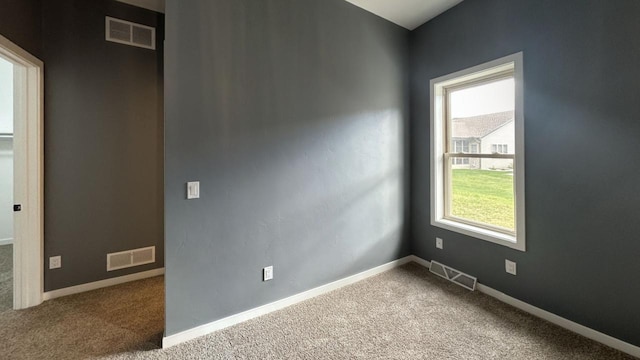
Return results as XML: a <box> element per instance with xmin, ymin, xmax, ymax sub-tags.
<box><xmin>116</xmin><ymin>0</ymin><xmax>165</xmax><ymax>13</ymax></box>
<box><xmin>344</xmin><ymin>0</ymin><xmax>463</xmax><ymax>30</ymax></box>
<box><xmin>115</xmin><ymin>0</ymin><xmax>462</xmax><ymax>30</ymax></box>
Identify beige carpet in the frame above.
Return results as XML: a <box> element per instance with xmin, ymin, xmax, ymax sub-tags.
<box><xmin>0</xmin><ymin>263</ymin><xmax>635</xmax><ymax>359</ymax></box>
<box><xmin>105</xmin><ymin>264</ymin><xmax>633</xmax><ymax>360</ymax></box>
<box><xmin>0</xmin><ymin>275</ymin><xmax>164</xmax><ymax>360</ymax></box>
<box><xmin>0</xmin><ymin>244</ymin><xmax>12</xmax><ymax>312</ymax></box>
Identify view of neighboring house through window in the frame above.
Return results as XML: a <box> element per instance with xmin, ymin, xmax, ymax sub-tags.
<box><xmin>452</xmin><ymin>140</ymin><xmax>471</xmax><ymax>164</ymax></box>
<box><xmin>492</xmin><ymin>144</ymin><xmax>508</xmax><ymax>154</ymax></box>
<box><xmin>431</xmin><ymin>53</ymin><xmax>525</xmax><ymax>251</ymax></box>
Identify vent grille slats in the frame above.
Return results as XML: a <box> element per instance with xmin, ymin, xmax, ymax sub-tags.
<box><xmin>106</xmin><ymin>16</ymin><xmax>156</xmax><ymax>50</ymax></box>
<box><xmin>109</xmin><ymin>253</ymin><xmax>133</xmax><ymax>269</ymax></box>
<box><xmin>108</xmin><ymin>20</ymin><xmax>131</xmax><ymax>42</ymax></box>
<box><xmin>132</xmin><ymin>247</ymin><xmax>154</xmax><ymax>264</ymax></box>
<box><xmin>445</xmin><ymin>268</ymin><xmax>459</xmax><ymax>279</ymax></box>
<box><xmin>430</xmin><ymin>262</ymin><xmax>447</xmax><ymax>278</ymax></box>
<box><xmin>429</xmin><ymin>261</ymin><xmax>477</xmax><ymax>291</ymax></box>
<box><xmin>107</xmin><ymin>246</ymin><xmax>156</xmax><ymax>271</ymax></box>
<box><xmin>132</xmin><ymin>26</ymin><xmax>153</xmax><ymax>47</ymax></box>
<box><xmin>454</xmin><ymin>275</ymin><xmax>477</xmax><ymax>289</ymax></box>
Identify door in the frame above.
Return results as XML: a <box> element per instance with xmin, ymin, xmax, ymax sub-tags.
<box><xmin>0</xmin><ymin>34</ymin><xmax>44</xmax><ymax>310</ymax></box>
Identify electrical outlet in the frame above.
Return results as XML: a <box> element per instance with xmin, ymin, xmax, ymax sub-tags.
<box><xmin>49</xmin><ymin>256</ymin><xmax>62</xmax><ymax>269</ymax></box>
<box><xmin>436</xmin><ymin>237</ymin><xmax>444</xmax><ymax>249</ymax></box>
<box><xmin>505</xmin><ymin>259</ymin><xmax>517</xmax><ymax>275</ymax></box>
<box><xmin>263</xmin><ymin>266</ymin><xmax>273</xmax><ymax>281</ymax></box>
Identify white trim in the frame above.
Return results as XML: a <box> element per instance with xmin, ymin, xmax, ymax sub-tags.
<box><xmin>430</xmin><ymin>52</ymin><xmax>526</xmax><ymax>252</ymax></box>
<box><xmin>0</xmin><ymin>34</ymin><xmax>45</xmax><ymax>310</ymax></box>
<box><xmin>42</xmin><ymin>268</ymin><xmax>164</xmax><ymax>301</ymax></box>
<box><xmin>162</xmin><ymin>256</ymin><xmax>414</xmax><ymax>348</ymax></box>
<box><xmin>433</xmin><ymin>218</ymin><xmax>520</xmax><ymax>247</ymax></box>
<box><xmin>162</xmin><ymin>255</ymin><xmax>640</xmax><ymax>357</ymax></box>
<box><xmin>476</xmin><ymin>284</ymin><xmax>640</xmax><ymax>358</ymax></box>
<box><xmin>0</xmin><ymin>36</ymin><xmax>42</xmax><ymax>66</ymax></box>
<box><xmin>0</xmin><ymin>238</ymin><xmax>13</xmax><ymax>246</ymax></box>
<box><xmin>408</xmin><ymin>255</ymin><xmax>431</xmax><ymax>268</ymax></box>
<box><xmin>410</xmin><ymin>257</ymin><xmax>640</xmax><ymax>358</ymax></box>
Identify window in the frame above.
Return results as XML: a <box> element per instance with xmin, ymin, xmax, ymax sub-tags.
<box><xmin>452</xmin><ymin>140</ymin><xmax>469</xmax><ymax>165</ymax></box>
<box><xmin>430</xmin><ymin>53</ymin><xmax>525</xmax><ymax>251</ymax></box>
<box><xmin>492</xmin><ymin>144</ymin><xmax>508</xmax><ymax>154</ymax></box>
<box><xmin>451</xmin><ymin>140</ymin><xmax>480</xmax><ymax>165</ymax></box>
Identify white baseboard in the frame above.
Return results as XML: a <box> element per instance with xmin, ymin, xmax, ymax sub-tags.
<box><xmin>410</xmin><ymin>256</ymin><xmax>640</xmax><ymax>358</ymax></box>
<box><xmin>407</xmin><ymin>255</ymin><xmax>431</xmax><ymax>268</ymax></box>
<box><xmin>43</xmin><ymin>268</ymin><xmax>164</xmax><ymax>301</ymax></box>
<box><xmin>162</xmin><ymin>256</ymin><xmax>414</xmax><ymax>348</ymax></box>
<box><xmin>162</xmin><ymin>256</ymin><xmax>640</xmax><ymax>357</ymax></box>
<box><xmin>0</xmin><ymin>238</ymin><xmax>13</xmax><ymax>246</ymax></box>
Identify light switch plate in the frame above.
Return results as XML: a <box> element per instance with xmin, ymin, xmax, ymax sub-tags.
<box><xmin>505</xmin><ymin>259</ymin><xmax>517</xmax><ymax>275</ymax></box>
<box><xmin>436</xmin><ymin>237</ymin><xmax>444</xmax><ymax>249</ymax></box>
<box><xmin>187</xmin><ymin>181</ymin><xmax>200</xmax><ymax>199</ymax></box>
<box><xmin>263</xmin><ymin>266</ymin><xmax>273</xmax><ymax>281</ymax></box>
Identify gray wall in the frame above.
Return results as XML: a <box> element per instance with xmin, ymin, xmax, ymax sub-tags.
<box><xmin>42</xmin><ymin>0</ymin><xmax>165</xmax><ymax>291</ymax></box>
<box><xmin>410</xmin><ymin>0</ymin><xmax>640</xmax><ymax>346</ymax></box>
<box><xmin>0</xmin><ymin>0</ymin><xmax>42</xmax><ymax>59</ymax></box>
<box><xmin>165</xmin><ymin>0</ymin><xmax>409</xmax><ymax>335</ymax></box>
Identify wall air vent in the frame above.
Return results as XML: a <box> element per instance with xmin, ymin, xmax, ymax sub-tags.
<box><xmin>105</xmin><ymin>16</ymin><xmax>156</xmax><ymax>50</ymax></box>
<box><xmin>107</xmin><ymin>246</ymin><xmax>156</xmax><ymax>271</ymax></box>
<box><xmin>429</xmin><ymin>261</ymin><xmax>477</xmax><ymax>291</ymax></box>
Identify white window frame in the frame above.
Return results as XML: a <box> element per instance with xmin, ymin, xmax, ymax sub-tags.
<box><xmin>430</xmin><ymin>52</ymin><xmax>525</xmax><ymax>251</ymax></box>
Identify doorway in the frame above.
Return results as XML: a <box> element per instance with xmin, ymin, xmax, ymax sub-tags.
<box><xmin>0</xmin><ymin>34</ymin><xmax>44</xmax><ymax>310</ymax></box>
<box><xmin>0</xmin><ymin>55</ymin><xmax>14</xmax><ymax>311</ymax></box>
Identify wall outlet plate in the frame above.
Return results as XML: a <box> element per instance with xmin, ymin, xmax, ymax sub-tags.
<box><xmin>436</xmin><ymin>237</ymin><xmax>444</xmax><ymax>249</ymax></box>
<box><xmin>49</xmin><ymin>256</ymin><xmax>62</xmax><ymax>269</ymax></box>
<box><xmin>263</xmin><ymin>266</ymin><xmax>273</xmax><ymax>281</ymax></box>
<box><xmin>505</xmin><ymin>259</ymin><xmax>517</xmax><ymax>275</ymax></box>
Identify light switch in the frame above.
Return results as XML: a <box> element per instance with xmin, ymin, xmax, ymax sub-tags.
<box><xmin>187</xmin><ymin>181</ymin><xmax>200</xmax><ymax>199</ymax></box>
<box><xmin>263</xmin><ymin>266</ymin><xmax>273</xmax><ymax>281</ymax></box>
<box><xmin>505</xmin><ymin>259</ymin><xmax>517</xmax><ymax>275</ymax></box>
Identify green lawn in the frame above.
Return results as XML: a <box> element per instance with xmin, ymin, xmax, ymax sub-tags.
<box><xmin>451</xmin><ymin>169</ymin><xmax>515</xmax><ymax>230</ymax></box>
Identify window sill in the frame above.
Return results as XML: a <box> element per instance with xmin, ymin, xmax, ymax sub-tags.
<box><xmin>432</xmin><ymin>218</ymin><xmax>525</xmax><ymax>252</ymax></box>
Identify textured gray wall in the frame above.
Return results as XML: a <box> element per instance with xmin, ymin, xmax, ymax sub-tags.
<box><xmin>165</xmin><ymin>0</ymin><xmax>409</xmax><ymax>335</ymax></box>
<box><xmin>410</xmin><ymin>0</ymin><xmax>640</xmax><ymax>346</ymax></box>
<box><xmin>0</xmin><ymin>0</ymin><xmax>43</xmax><ymax>58</ymax></box>
<box><xmin>42</xmin><ymin>0</ymin><xmax>165</xmax><ymax>291</ymax></box>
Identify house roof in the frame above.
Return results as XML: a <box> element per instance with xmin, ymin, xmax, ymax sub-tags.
<box><xmin>451</xmin><ymin>111</ymin><xmax>514</xmax><ymax>139</ymax></box>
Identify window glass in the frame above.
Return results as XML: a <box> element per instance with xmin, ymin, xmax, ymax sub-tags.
<box><xmin>431</xmin><ymin>53</ymin><xmax>524</xmax><ymax>250</ymax></box>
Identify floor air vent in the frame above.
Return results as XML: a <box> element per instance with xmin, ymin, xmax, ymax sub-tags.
<box><xmin>107</xmin><ymin>246</ymin><xmax>155</xmax><ymax>271</ymax></box>
<box><xmin>429</xmin><ymin>261</ymin><xmax>477</xmax><ymax>291</ymax></box>
<box><xmin>106</xmin><ymin>17</ymin><xmax>156</xmax><ymax>50</ymax></box>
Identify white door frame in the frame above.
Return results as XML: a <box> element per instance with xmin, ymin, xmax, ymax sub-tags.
<box><xmin>0</xmin><ymin>34</ymin><xmax>44</xmax><ymax>310</ymax></box>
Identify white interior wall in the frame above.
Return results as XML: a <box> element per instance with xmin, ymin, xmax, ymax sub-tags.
<box><xmin>0</xmin><ymin>57</ymin><xmax>14</xmax><ymax>244</ymax></box>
